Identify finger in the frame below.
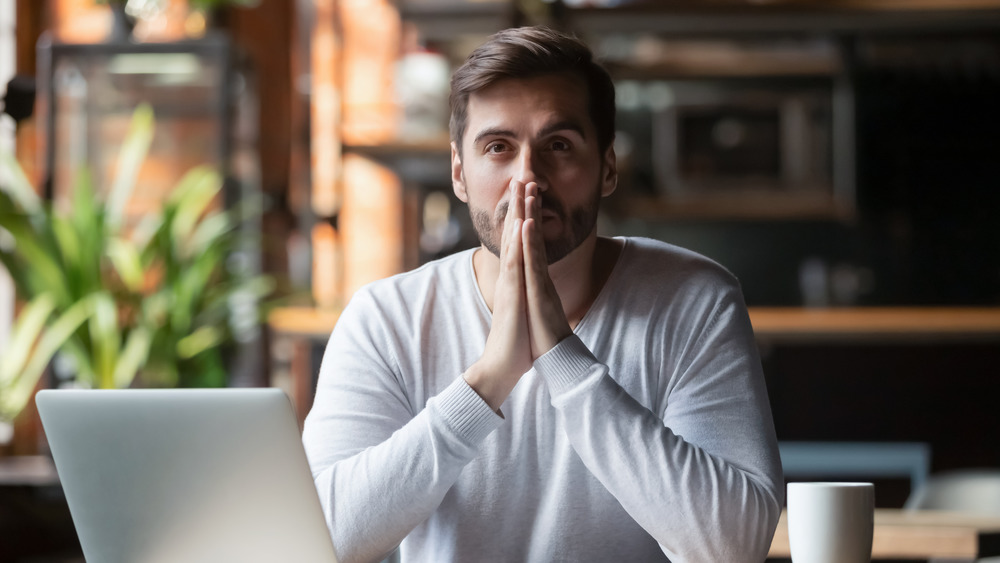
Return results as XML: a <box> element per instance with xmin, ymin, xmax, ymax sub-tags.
<box><xmin>533</xmin><ymin>187</ymin><xmax>542</xmax><ymax>232</ymax></box>
<box><xmin>499</xmin><ymin>181</ymin><xmax>521</xmax><ymax>257</ymax></box>
<box><xmin>521</xmin><ymin>182</ymin><xmax>543</xmax><ymax>293</ymax></box>
<box><xmin>509</xmin><ymin>218</ymin><xmax>525</xmax><ymax>291</ymax></box>
<box><xmin>522</xmin><ymin>182</ymin><xmax>544</xmax><ymax>265</ymax></box>
<box><xmin>498</xmin><ymin>217</ymin><xmax>527</xmax><ymax>341</ymax></box>
<box><xmin>522</xmin><ymin>216</ymin><xmax>546</xmax><ymax>298</ymax></box>
<box><xmin>510</xmin><ymin>180</ymin><xmax>525</xmax><ymax>224</ymax></box>
<box><xmin>524</xmin><ymin>182</ymin><xmax>539</xmax><ymax>229</ymax></box>
<box><xmin>522</xmin><ymin>217</ymin><xmax>546</xmax><ymax>356</ymax></box>
<box><xmin>506</xmin><ymin>217</ymin><xmax>524</xmax><ymax>274</ymax></box>
<box><xmin>523</xmin><ymin>197</ymin><xmax>548</xmax><ymax>271</ymax></box>
<box><xmin>524</xmin><ymin>182</ymin><xmax>537</xmax><ymax>220</ymax></box>
<box><xmin>522</xmin><ymin>214</ymin><xmax>570</xmax><ymax>359</ymax></box>
<box><xmin>473</xmin><ymin>215</ymin><xmax>533</xmax><ymax>406</ymax></box>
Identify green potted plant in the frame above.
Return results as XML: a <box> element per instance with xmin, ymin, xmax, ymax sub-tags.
<box><xmin>0</xmin><ymin>104</ymin><xmax>273</xmax><ymax>429</ymax></box>
<box><xmin>94</xmin><ymin>0</ymin><xmax>261</xmax><ymax>41</ymax></box>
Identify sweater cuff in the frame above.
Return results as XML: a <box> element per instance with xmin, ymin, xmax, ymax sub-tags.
<box><xmin>534</xmin><ymin>334</ymin><xmax>603</xmax><ymax>397</ymax></box>
<box><xmin>429</xmin><ymin>376</ymin><xmax>504</xmax><ymax>445</ymax></box>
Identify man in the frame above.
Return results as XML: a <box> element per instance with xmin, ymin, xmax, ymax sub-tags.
<box><xmin>303</xmin><ymin>26</ymin><xmax>783</xmax><ymax>563</ymax></box>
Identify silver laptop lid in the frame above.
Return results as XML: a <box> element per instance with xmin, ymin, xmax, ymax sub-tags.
<box><xmin>36</xmin><ymin>388</ymin><xmax>338</xmax><ymax>563</ymax></box>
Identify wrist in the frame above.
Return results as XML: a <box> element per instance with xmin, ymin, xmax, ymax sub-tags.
<box><xmin>462</xmin><ymin>362</ymin><xmax>512</xmax><ymax>413</ymax></box>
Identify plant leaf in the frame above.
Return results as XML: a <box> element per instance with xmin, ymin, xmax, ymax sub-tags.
<box><xmin>171</xmin><ymin>246</ymin><xmax>221</xmax><ymax>332</ymax></box>
<box><xmin>0</xmin><ymin>152</ymin><xmax>41</xmax><ymax>215</ymax></box>
<box><xmin>1</xmin><ymin>296</ymin><xmax>94</xmax><ymax>419</ymax></box>
<box><xmin>107</xmin><ymin>237</ymin><xmax>145</xmax><ymax>292</ymax></box>
<box><xmin>141</xmin><ymin>291</ymin><xmax>170</xmax><ymax>327</ymax></box>
<box><xmin>176</xmin><ymin>325</ymin><xmax>223</xmax><ymax>359</ymax></box>
<box><xmin>140</xmin><ymin>329</ymin><xmax>179</xmax><ymax>388</ymax></box>
<box><xmin>0</xmin><ymin>294</ymin><xmax>56</xmax><ymax>387</ymax></box>
<box><xmin>168</xmin><ymin>167</ymin><xmax>223</xmax><ymax>258</ymax></box>
<box><xmin>71</xmin><ymin>166</ymin><xmax>98</xmax><ymax>227</ymax></box>
<box><xmin>0</xmin><ymin>222</ymin><xmax>36</xmax><ymax>306</ymax></box>
<box><xmin>131</xmin><ymin>212</ymin><xmax>164</xmax><ymax>252</ymax></box>
<box><xmin>188</xmin><ymin>211</ymin><xmax>234</xmax><ymax>258</ymax></box>
<box><xmin>64</xmin><ymin>168</ymin><xmax>106</xmax><ymax>293</ymax></box>
<box><xmin>0</xmin><ymin>258</ymin><xmax>31</xmax><ymax>301</ymax></box>
<box><xmin>58</xmin><ymin>337</ymin><xmax>96</xmax><ymax>389</ymax></box>
<box><xmin>89</xmin><ymin>291</ymin><xmax>120</xmax><ymax>389</ymax></box>
<box><xmin>0</xmin><ymin>212</ymin><xmax>71</xmax><ymax>305</ymax></box>
<box><xmin>106</xmin><ymin>104</ymin><xmax>154</xmax><ymax>234</ymax></box>
<box><xmin>51</xmin><ymin>214</ymin><xmax>82</xmax><ymax>288</ymax></box>
<box><xmin>114</xmin><ymin>327</ymin><xmax>151</xmax><ymax>388</ymax></box>
<box><xmin>0</xmin><ymin>365</ymin><xmax>44</xmax><ymax>422</ymax></box>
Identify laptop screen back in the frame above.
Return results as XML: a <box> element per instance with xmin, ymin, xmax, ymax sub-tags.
<box><xmin>36</xmin><ymin>388</ymin><xmax>338</xmax><ymax>563</ymax></box>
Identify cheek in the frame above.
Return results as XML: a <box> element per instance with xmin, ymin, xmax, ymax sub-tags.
<box><xmin>463</xmin><ymin>168</ymin><xmax>512</xmax><ymax>209</ymax></box>
<box><xmin>547</xmin><ymin>153</ymin><xmax>596</xmax><ymax>177</ymax></box>
<box><xmin>553</xmin><ymin>162</ymin><xmax>603</xmax><ymax>195</ymax></box>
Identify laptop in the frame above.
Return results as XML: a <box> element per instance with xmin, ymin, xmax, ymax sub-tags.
<box><xmin>35</xmin><ymin>388</ymin><xmax>339</xmax><ymax>563</ymax></box>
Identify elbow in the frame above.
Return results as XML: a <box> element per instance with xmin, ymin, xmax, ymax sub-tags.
<box><xmin>742</xmin><ymin>478</ymin><xmax>784</xmax><ymax>562</ymax></box>
<box><xmin>662</xmin><ymin>481</ymin><xmax>783</xmax><ymax>563</ymax></box>
<box><xmin>714</xmin><ymin>476</ymin><xmax>784</xmax><ymax>562</ymax></box>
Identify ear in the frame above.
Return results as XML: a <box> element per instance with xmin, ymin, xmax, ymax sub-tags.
<box><xmin>451</xmin><ymin>142</ymin><xmax>468</xmax><ymax>203</ymax></box>
<box><xmin>600</xmin><ymin>143</ymin><xmax>618</xmax><ymax>198</ymax></box>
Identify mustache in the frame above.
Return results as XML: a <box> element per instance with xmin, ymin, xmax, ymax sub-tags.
<box><xmin>495</xmin><ymin>195</ymin><xmax>565</xmax><ymax>223</ymax></box>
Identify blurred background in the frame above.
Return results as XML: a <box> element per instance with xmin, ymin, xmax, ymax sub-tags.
<box><xmin>1</xmin><ymin>0</ymin><xmax>1000</xmax><ymax>561</ymax></box>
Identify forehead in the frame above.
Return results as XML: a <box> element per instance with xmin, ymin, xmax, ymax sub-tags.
<box><xmin>463</xmin><ymin>73</ymin><xmax>592</xmax><ymax>143</ymax></box>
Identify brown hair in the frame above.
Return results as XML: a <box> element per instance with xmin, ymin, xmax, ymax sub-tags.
<box><xmin>449</xmin><ymin>26</ymin><xmax>616</xmax><ymax>156</ymax></box>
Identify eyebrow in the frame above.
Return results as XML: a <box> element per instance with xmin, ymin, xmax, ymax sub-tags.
<box><xmin>540</xmin><ymin>120</ymin><xmax>587</xmax><ymax>140</ymax></box>
<box><xmin>471</xmin><ymin>120</ymin><xmax>588</xmax><ymax>147</ymax></box>
<box><xmin>472</xmin><ymin>127</ymin><xmax>515</xmax><ymax>146</ymax></box>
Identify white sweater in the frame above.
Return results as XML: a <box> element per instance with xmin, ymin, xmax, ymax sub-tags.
<box><xmin>302</xmin><ymin>237</ymin><xmax>783</xmax><ymax>563</ymax></box>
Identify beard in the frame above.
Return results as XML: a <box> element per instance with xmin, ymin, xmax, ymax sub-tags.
<box><xmin>469</xmin><ymin>179</ymin><xmax>603</xmax><ymax>265</ymax></box>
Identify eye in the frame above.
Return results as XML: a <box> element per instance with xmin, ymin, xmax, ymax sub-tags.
<box><xmin>550</xmin><ymin>139</ymin><xmax>571</xmax><ymax>151</ymax></box>
<box><xmin>485</xmin><ymin>142</ymin><xmax>509</xmax><ymax>154</ymax></box>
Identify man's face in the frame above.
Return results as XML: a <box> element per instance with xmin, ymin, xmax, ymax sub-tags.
<box><xmin>451</xmin><ymin>73</ymin><xmax>617</xmax><ymax>264</ymax></box>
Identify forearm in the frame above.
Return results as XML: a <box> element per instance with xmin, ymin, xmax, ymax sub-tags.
<box><xmin>304</xmin><ymin>377</ymin><xmax>502</xmax><ymax>563</ymax></box>
<box><xmin>537</xmin><ymin>336</ymin><xmax>782</xmax><ymax>562</ymax></box>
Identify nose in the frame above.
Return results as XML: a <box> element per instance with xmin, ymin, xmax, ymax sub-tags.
<box><xmin>514</xmin><ymin>146</ymin><xmax>547</xmax><ymax>191</ymax></box>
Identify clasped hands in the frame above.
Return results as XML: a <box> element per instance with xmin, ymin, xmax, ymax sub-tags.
<box><xmin>464</xmin><ymin>181</ymin><xmax>573</xmax><ymax>412</ymax></box>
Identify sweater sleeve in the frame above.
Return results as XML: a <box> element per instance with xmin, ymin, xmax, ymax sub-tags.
<box><xmin>301</xmin><ymin>289</ymin><xmax>504</xmax><ymax>563</ymax></box>
<box><xmin>535</xmin><ymin>287</ymin><xmax>783</xmax><ymax>562</ymax></box>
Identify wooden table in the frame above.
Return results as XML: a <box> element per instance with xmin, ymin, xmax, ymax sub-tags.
<box><xmin>268</xmin><ymin>306</ymin><xmax>1000</xmax><ymax>342</ymax></box>
<box><xmin>769</xmin><ymin>509</ymin><xmax>1000</xmax><ymax>560</ymax></box>
<box><xmin>268</xmin><ymin>307</ymin><xmax>343</xmax><ymax>425</ymax></box>
<box><xmin>0</xmin><ymin>455</ymin><xmax>59</xmax><ymax>487</ymax></box>
<box><xmin>749</xmin><ymin>307</ymin><xmax>1000</xmax><ymax>344</ymax></box>
<box><xmin>267</xmin><ymin>306</ymin><xmax>1000</xmax><ymax>422</ymax></box>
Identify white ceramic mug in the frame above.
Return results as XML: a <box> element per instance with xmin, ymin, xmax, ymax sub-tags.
<box><xmin>787</xmin><ymin>482</ymin><xmax>874</xmax><ymax>563</ymax></box>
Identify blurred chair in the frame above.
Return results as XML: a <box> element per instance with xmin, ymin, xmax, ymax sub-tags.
<box><xmin>904</xmin><ymin>469</ymin><xmax>1000</xmax><ymax>563</ymax></box>
<box><xmin>780</xmin><ymin>441</ymin><xmax>931</xmax><ymax>492</ymax></box>
<box><xmin>905</xmin><ymin>469</ymin><xmax>1000</xmax><ymax>515</ymax></box>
